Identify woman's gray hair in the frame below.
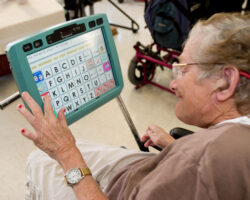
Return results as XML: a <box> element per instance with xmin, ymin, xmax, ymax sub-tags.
<box><xmin>186</xmin><ymin>12</ymin><xmax>250</xmax><ymax>115</ymax></box>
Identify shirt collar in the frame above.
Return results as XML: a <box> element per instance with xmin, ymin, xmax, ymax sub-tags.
<box><xmin>216</xmin><ymin>115</ymin><xmax>250</xmax><ymax>126</ymax></box>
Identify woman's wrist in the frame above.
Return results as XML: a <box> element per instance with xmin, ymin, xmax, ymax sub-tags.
<box><xmin>56</xmin><ymin>146</ymin><xmax>87</xmax><ymax>172</ymax></box>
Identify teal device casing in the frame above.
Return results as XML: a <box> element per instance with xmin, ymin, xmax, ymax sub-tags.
<box><xmin>6</xmin><ymin>14</ymin><xmax>123</xmax><ymax>125</ymax></box>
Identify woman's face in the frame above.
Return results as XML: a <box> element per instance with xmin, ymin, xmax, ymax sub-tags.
<box><xmin>169</xmin><ymin>41</ymin><xmax>221</xmax><ymax>127</ymax></box>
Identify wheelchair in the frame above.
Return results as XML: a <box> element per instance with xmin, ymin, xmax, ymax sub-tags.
<box><xmin>128</xmin><ymin>41</ymin><xmax>180</xmax><ymax>95</ymax></box>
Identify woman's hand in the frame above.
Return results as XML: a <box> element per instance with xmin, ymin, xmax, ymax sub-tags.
<box><xmin>141</xmin><ymin>125</ymin><xmax>175</xmax><ymax>149</ymax></box>
<box><xmin>18</xmin><ymin>92</ymin><xmax>110</xmax><ymax>200</ymax></box>
<box><xmin>17</xmin><ymin>92</ymin><xmax>76</xmax><ymax>162</ymax></box>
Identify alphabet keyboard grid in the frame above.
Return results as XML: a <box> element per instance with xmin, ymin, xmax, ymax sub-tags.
<box><xmin>33</xmin><ymin>45</ymin><xmax>116</xmax><ymax>114</ymax></box>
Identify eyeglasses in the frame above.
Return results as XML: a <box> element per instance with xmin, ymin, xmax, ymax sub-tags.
<box><xmin>172</xmin><ymin>62</ymin><xmax>250</xmax><ymax>79</ymax></box>
<box><xmin>172</xmin><ymin>62</ymin><xmax>222</xmax><ymax>79</ymax></box>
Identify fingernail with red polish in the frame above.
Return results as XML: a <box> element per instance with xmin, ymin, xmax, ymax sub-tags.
<box><xmin>21</xmin><ymin>128</ymin><xmax>25</xmax><ymax>133</ymax></box>
<box><xmin>18</xmin><ymin>104</ymin><xmax>22</xmax><ymax>109</ymax></box>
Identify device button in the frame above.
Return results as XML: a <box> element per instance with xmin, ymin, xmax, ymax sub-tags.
<box><xmin>33</xmin><ymin>39</ymin><xmax>43</xmax><ymax>48</ymax></box>
<box><xmin>23</xmin><ymin>43</ymin><xmax>33</xmax><ymax>52</ymax></box>
<box><xmin>80</xmin><ymin>24</ymin><xmax>86</xmax><ymax>32</ymax></box>
<box><xmin>46</xmin><ymin>35</ymin><xmax>53</xmax><ymax>44</ymax></box>
<box><xmin>88</xmin><ymin>21</ymin><xmax>96</xmax><ymax>28</ymax></box>
<box><xmin>96</xmin><ymin>18</ymin><xmax>103</xmax><ymax>25</ymax></box>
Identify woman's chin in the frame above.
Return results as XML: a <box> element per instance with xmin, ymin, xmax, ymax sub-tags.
<box><xmin>175</xmin><ymin>104</ymin><xmax>195</xmax><ymax>125</ymax></box>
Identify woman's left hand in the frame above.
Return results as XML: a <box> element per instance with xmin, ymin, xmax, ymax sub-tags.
<box><xmin>141</xmin><ymin>125</ymin><xmax>175</xmax><ymax>149</ymax></box>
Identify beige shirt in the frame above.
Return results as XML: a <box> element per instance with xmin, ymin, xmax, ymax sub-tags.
<box><xmin>106</xmin><ymin>123</ymin><xmax>250</xmax><ymax>200</ymax></box>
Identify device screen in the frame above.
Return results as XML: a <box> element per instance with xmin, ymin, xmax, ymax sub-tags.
<box><xmin>27</xmin><ymin>28</ymin><xmax>116</xmax><ymax>115</ymax></box>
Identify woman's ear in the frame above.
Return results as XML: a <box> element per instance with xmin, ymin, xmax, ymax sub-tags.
<box><xmin>215</xmin><ymin>66</ymin><xmax>240</xmax><ymax>102</ymax></box>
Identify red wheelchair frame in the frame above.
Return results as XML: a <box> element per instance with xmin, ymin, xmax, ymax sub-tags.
<box><xmin>128</xmin><ymin>41</ymin><xmax>180</xmax><ymax>95</ymax></box>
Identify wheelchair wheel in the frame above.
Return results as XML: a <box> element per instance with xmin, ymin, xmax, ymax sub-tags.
<box><xmin>128</xmin><ymin>56</ymin><xmax>155</xmax><ymax>86</ymax></box>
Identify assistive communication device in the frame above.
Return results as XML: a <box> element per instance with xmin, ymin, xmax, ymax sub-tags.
<box><xmin>6</xmin><ymin>14</ymin><xmax>123</xmax><ymax>125</ymax></box>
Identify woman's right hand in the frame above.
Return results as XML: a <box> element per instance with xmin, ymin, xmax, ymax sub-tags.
<box><xmin>17</xmin><ymin>92</ymin><xmax>77</xmax><ymax>163</ymax></box>
<box><xmin>141</xmin><ymin>125</ymin><xmax>175</xmax><ymax>149</ymax></box>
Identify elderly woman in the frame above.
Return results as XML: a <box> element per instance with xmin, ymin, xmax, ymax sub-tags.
<box><xmin>18</xmin><ymin>12</ymin><xmax>250</xmax><ymax>200</ymax></box>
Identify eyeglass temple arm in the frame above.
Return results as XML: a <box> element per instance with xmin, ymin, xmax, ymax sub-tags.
<box><xmin>239</xmin><ymin>71</ymin><xmax>250</xmax><ymax>79</ymax></box>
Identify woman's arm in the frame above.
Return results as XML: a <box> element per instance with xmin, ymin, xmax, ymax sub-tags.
<box><xmin>18</xmin><ymin>92</ymin><xmax>108</xmax><ymax>200</ymax></box>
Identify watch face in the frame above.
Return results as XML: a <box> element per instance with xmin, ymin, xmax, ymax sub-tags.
<box><xmin>66</xmin><ymin>168</ymin><xmax>82</xmax><ymax>184</ymax></box>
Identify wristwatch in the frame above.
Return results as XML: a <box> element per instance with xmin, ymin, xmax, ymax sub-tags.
<box><xmin>65</xmin><ymin>167</ymin><xmax>92</xmax><ymax>186</ymax></box>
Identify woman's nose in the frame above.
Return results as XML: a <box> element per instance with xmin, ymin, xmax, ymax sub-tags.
<box><xmin>169</xmin><ymin>79</ymin><xmax>177</xmax><ymax>92</ymax></box>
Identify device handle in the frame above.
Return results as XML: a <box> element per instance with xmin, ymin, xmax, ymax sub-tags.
<box><xmin>0</xmin><ymin>92</ymin><xmax>21</xmax><ymax>110</ymax></box>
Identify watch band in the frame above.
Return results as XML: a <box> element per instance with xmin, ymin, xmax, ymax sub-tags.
<box><xmin>80</xmin><ymin>167</ymin><xmax>92</xmax><ymax>177</ymax></box>
<box><xmin>65</xmin><ymin>167</ymin><xmax>92</xmax><ymax>186</ymax></box>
